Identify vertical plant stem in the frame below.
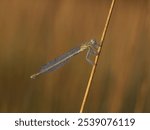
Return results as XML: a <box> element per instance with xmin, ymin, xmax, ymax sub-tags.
<box><xmin>80</xmin><ymin>0</ymin><xmax>116</xmax><ymax>113</ymax></box>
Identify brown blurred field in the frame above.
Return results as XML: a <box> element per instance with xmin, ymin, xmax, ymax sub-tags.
<box><xmin>0</xmin><ymin>0</ymin><xmax>150</xmax><ymax>112</ymax></box>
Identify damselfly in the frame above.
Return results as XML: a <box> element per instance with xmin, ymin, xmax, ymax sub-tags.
<box><xmin>30</xmin><ymin>39</ymin><xmax>99</xmax><ymax>79</ymax></box>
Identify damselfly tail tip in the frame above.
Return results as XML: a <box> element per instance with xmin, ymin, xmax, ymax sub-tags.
<box><xmin>30</xmin><ymin>73</ymin><xmax>39</xmax><ymax>79</ymax></box>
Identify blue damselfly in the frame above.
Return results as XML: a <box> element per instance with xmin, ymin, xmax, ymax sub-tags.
<box><xmin>30</xmin><ymin>39</ymin><xmax>99</xmax><ymax>79</ymax></box>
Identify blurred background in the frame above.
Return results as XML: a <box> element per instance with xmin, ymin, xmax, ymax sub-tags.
<box><xmin>0</xmin><ymin>0</ymin><xmax>150</xmax><ymax>112</ymax></box>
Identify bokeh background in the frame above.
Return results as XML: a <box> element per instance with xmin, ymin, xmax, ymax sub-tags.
<box><xmin>0</xmin><ymin>0</ymin><xmax>150</xmax><ymax>112</ymax></box>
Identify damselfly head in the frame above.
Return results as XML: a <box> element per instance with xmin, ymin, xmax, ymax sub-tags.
<box><xmin>90</xmin><ymin>39</ymin><xmax>97</xmax><ymax>45</ymax></box>
<box><xmin>89</xmin><ymin>39</ymin><xmax>100</xmax><ymax>49</ymax></box>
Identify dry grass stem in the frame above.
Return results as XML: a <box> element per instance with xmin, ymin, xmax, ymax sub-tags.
<box><xmin>80</xmin><ymin>0</ymin><xmax>116</xmax><ymax>113</ymax></box>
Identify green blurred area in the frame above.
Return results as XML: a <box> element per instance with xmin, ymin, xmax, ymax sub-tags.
<box><xmin>0</xmin><ymin>0</ymin><xmax>150</xmax><ymax>112</ymax></box>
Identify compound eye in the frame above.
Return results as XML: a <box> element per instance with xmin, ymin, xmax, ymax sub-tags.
<box><xmin>90</xmin><ymin>39</ymin><xmax>96</xmax><ymax>44</ymax></box>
